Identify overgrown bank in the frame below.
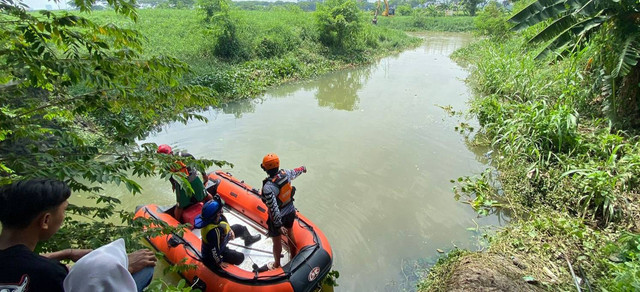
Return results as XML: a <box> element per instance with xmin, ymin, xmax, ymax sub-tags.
<box><xmin>418</xmin><ymin>0</ymin><xmax>640</xmax><ymax>290</ymax></box>
<box><xmin>376</xmin><ymin>15</ymin><xmax>474</xmax><ymax>32</ymax></box>
<box><xmin>88</xmin><ymin>6</ymin><xmax>421</xmax><ymax>101</ymax></box>
<box><xmin>2</xmin><ymin>0</ymin><xmax>422</xmax><ymax>290</ymax></box>
<box><xmin>3</xmin><ymin>0</ymin><xmax>456</xmax><ymax>290</ymax></box>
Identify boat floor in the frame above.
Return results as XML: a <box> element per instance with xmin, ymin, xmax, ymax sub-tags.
<box><xmin>191</xmin><ymin>206</ymin><xmax>290</xmax><ymax>272</ymax></box>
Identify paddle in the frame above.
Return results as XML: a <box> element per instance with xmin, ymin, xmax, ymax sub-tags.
<box><xmin>228</xmin><ymin>242</ymin><xmax>283</xmax><ymax>258</ymax></box>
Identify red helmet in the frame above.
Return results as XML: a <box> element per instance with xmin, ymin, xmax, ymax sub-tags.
<box><xmin>157</xmin><ymin>144</ymin><xmax>172</xmax><ymax>154</ymax></box>
<box><xmin>261</xmin><ymin>153</ymin><xmax>280</xmax><ymax>171</ymax></box>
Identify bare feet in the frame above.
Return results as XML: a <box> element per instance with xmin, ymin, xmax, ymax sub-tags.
<box><xmin>267</xmin><ymin>261</ymin><xmax>280</xmax><ymax>270</ymax></box>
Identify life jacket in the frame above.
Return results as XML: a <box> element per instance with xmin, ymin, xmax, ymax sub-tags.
<box><xmin>174</xmin><ymin>152</ymin><xmax>196</xmax><ymax>178</ymax></box>
<box><xmin>264</xmin><ymin>170</ymin><xmax>295</xmax><ymax>208</ymax></box>
<box><xmin>174</xmin><ymin>160</ymin><xmax>189</xmax><ymax>176</ymax></box>
<box><xmin>202</xmin><ymin>221</ymin><xmax>231</xmax><ymax>252</ymax></box>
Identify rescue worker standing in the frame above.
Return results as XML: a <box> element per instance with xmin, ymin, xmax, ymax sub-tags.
<box><xmin>260</xmin><ymin>153</ymin><xmax>307</xmax><ymax>269</ymax></box>
<box><xmin>196</xmin><ymin>200</ymin><xmax>261</xmax><ymax>269</ymax></box>
<box><xmin>157</xmin><ymin>144</ymin><xmax>211</xmax><ymax>223</ymax></box>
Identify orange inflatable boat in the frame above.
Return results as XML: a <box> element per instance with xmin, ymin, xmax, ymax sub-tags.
<box><xmin>134</xmin><ymin>170</ymin><xmax>333</xmax><ymax>292</ymax></box>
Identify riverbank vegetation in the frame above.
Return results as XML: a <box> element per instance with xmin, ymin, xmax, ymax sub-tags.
<box><xmin>376</xmin><ymin>15</ymin><xmax>474</xmax><ymax>32</ymax></box>
<box><xmin>85</xmin><ymin>5</ymin><xmax>420</xmax><ymax>101</ymax></box>
<box><xmin>1</xmin><ymin>0</ymin><xmax>423</xmax><ymax>290</ymax></box>
<box><xmin>419</xmin><ymin>0</ymin><xmax>640</xmax><ymax>290</ymax></box>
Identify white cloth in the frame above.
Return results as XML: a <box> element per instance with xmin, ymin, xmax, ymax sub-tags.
<box><xmin>63</xmin><ymin>238</ymin><xmax>137</xmax><ymax>292</ymax></box>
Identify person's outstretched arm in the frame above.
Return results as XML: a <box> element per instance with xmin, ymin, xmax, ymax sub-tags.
<box><xmin>286</xmin><ymin>166</ymin><xmax>307</xmax><ymax>181</ymax></box>
<box><xmin>42</xmin><ymin>249</ymin><xmax>92</xmax><ymax>262</ymax></box>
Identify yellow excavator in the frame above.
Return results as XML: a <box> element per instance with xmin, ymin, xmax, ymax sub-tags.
<box><xmin>372</xmin><ymin>0</ymin><xmax>391</xmax><ymax>24</ymax></box>
<box><xmin>379</xmin><ymin>0</ymin><xmax>390</xmax><ymax>16</ymax></box>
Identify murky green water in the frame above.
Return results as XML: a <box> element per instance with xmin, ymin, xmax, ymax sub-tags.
<box><xmin>81</xmin><ymin>32</ymin><xmax>505</xmax><ymax>291</ymax></box>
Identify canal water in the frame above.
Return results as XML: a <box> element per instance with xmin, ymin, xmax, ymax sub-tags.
<box><xmin>86</xmin><ymin>32</ymin><xmax>504</xmax><ymax>291</ymax></box>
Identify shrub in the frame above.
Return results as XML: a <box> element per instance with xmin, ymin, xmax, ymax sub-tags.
<box><xmin>255</xmin><ymin>26</ymin><xmax>300</xmax><ymax>59</ymax></box>
<box><xmin>212</xmin><ymin>14</ymin><xmax>250</xmax><ymax>61</ymax></box>
<box><xmin>474</xmin><ymin>1</ymin><xmax>511</xmax><ymax>38</ymax></box>
<box><xmin>396</xmin><ymin>4</ymin><xmax>412</xmax><ymax>16</ymax></box>
<box><xmin>315</xmin><ymin>0</ymin><xmax>365</xmax><ymax>53</ymax></box>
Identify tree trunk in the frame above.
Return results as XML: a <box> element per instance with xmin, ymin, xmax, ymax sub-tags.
<box><xmin>617</xmin><ymin>63</ymin><xmax>640</xmax><ymax>128</ymax></box>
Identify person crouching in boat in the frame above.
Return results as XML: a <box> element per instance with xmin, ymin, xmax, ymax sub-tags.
<box><xmin>157</xmin><ymin>144</ymin><xmax>212</xmax><ymax>224</ymax></box>
<box><xmin>195</xmin><ymin>200</ymin><xmax>261</xmax><ymax>269</ymax></box>
<box><xmin>260</xmin><ymin>153</ymin><xmax>307</xmax><ymax>270</ymax></box>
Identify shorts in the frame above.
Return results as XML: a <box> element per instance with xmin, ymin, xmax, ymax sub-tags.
<box><xmin>266</xmin><ymin>211</ymin><xmax>296</xmax><ymax>237</ymax></box>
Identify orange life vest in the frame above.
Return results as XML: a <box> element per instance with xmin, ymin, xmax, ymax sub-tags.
<box><xmin>174</xmin><ymin>160</ymin><xmax>189</xmax><ymax>176</ymax></box>
<box><xmin>270</xmin><ymin>170</ymin><xmax>295</xmax><ymax>207</ymax></box>
<box><xmin>171</xmin><ymin>160</ymin><xmax>189</xmax><ymax>177</ymax></box>
<box><xmin>171</xmin><ymin>152</ymin><xmax>193</xmax><ymax>177</ymax></box>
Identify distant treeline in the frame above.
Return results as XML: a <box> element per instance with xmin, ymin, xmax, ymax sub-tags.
<box><xmin>68</xmin><ymin>0</ymin><xmax>476</xmax><ymax>11</ymax></box>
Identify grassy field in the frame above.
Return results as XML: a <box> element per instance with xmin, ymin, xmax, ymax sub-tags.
<box><xmin>86</xmin><ymin>8</ymin><xmax>422</xmax><ymax>100</ymax></box>
<box><xmin>376</xmin><ymin>15</ymin><xmax>475</xmax><ymax>32</ymax></box>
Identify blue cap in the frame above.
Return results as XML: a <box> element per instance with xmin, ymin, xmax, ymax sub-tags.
<box><xmin>194</xmin><ymin>200</ymin><xmax>221</xmax><ymax>228</ymax></box>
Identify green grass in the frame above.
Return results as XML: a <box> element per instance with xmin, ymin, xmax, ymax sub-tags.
<box><xmin>423</xmin><ymin>29</ymin><xmax>640</xmax><ymax>291</ymax></box>
<box><xmin>376</xmin><ymin>15</ymin><xmax>475</xmax><ymax>32</ymax></box>
<box><xmin>85</xmin><ymin>8</ymin><xmax>421</xmax><ymax>100</ymax></box>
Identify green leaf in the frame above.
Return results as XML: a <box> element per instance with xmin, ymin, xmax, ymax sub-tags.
<box><xmin>529</xmin><ymin>15</ymin><xmax>576</xmax><ymax>43</ymax></box>
<box><xmin>509</xmin><ymin>0</ymin><xmax>566</xmax><ymax>29</ymax></box>
<box><xmin>535</xmin><ymin>16</ymin><xmax>607</xmax><ymax>60</ymax></box>
<box><xmin>611</xmin><ymin>34</ymin><xmax>640</xmax><ymax>78</ymax></box>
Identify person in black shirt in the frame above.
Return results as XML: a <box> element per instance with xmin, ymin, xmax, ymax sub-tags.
<box><xmin>0</xmin><ymin>179</ymin><xmax>156</xmax><ymax>292</ymax></box>
<box><xmin>195</xmin><ymin>200</ymin><xmax>260</xmax><ymax>269</ymax></box>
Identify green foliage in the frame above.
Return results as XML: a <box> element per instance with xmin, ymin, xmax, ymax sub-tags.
<box><xmin>449</xmin><ymin>6</ymin><xmax>640</xmax><ymax>289</ymax></box>
<box><xmin>211</xmin><ymin>14</ymin><xmax>250</xmax><ymax>61</ymax></box>
<box><xmin>197</xmin><ymin>0</ymin><xmax>251</xmax><ymax>61</ymax></box>
<box><xmin>508</xmin><ymin>0</ymin><xmax>640</xmax><ymax>126</ymax></box>
<box><xmin>460</xmin><ymin>0</ymin><xmax>479</xmax><ymax>16</ymax></box>
<box><xmin>562</xmin><ymin>166</ymin><xmax>621</xmax><ymax>223</ymax></box>
<box><xmin>602</xmin><ymin>232</ymin><xmax>640</xmax><ymax>290</ymax></box>
<box><xmin>0</xmin><ymin>1</ymin><xmax>231</xmax><ymax>284</ymax></box>
<box><xmin>255</xmin><ymin>25</ymin><xmax>301</xmax><ymax>59</ymax></box>
<box><xmin>315</xmin><ymin>0</ymin><xmax>365</xmax><ymax>54</ymax></box>
<box><xmin>0</xmin><ymin>0</ymin><xmax>221</xmax><ymax>182</ymax></box>
<box><xmin>82</xmin><ymin>9</ymin><xmax>418</xmax><ymax>99</ymax></box>
<box><xmin>417</xmin><ymin>249</ymin><xmax>470</xmax><ymax>291</ymax></box>
<box><xmin>474</xmin><ymin>1</ymin><xmax>511</xmax><ymax>38</ymax></box>
<box><xmin>322</xmin><ymin>270</ymin><xmax>340</xmax><ymax>287</ymax></box>
<box><xmin>453</xmin><ymin>170</ymin><xmax>502</xmax><ymax>216</ymax></box>
<box><xmin>377</xmin><ymin>15</ymin><xmax>475</xmax><ymax>32</ymax></box>
<box><xmin>147</xmin><ymin>279</ymin><xmax>201</xmax><ymax>292</ymax></box>
<box><xmin>474</xmin><ymin>94</ymin><xmax>506</xmax><ymax>128</ymax></box>
<box><xmin>198</xmin><ymin>0</ymin><xmax>226</xmax><ymax>20</ymax></box>
<box><xmin>395</xmin><ymin>4</ymin><xmax>413</xmax><ymax>16</ymax></box>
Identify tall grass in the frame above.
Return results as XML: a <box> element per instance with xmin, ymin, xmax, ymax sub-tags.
<box><xmin>376</xmin><ymin>15</ymin><xmax>475</xmax><ymax>32</ymax></box>
<box><xmin>86</xmin><ymin>8</ymin><xmax>420</xmax><ymax>99</ymax></box>
<box><xmin>445</xmin><ymin>18</ymin><xmax>640</xmax><ymax>290</ymax></box>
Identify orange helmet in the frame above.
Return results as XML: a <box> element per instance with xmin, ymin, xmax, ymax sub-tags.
<box><xmin>261</xmin><ymin>153</ymin><xmax>280</xmax><ymax>171</ymax></box>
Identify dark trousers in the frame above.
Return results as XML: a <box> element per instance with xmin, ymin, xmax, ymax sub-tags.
<box><xmin>222</xmin><ymin>224</ymin><xmax>252</xmax><ymax>265</ymax></box>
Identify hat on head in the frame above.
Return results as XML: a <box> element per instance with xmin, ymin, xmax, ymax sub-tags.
<box><xmin>157</xmin><ymin>144</ymin><xmax>172</xmax><ymax>154</ymax></box>
<box><xmin>261</xmin><ymin>153</ymin><xmax>279</xmax><ymax>171</ymax></box>
<box><xmin>194</xmin><ymin>200</ymin><xmax>221</xmax><ymax>228</ymax></box>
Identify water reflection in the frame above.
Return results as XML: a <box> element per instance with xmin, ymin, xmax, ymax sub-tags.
<box><xmin>315</xmin><ymin>67</ymin><xmax>371</xmax><ymax>111</ymax></box>
<box><xmin>219</xmin><ymin>65</ymin><xmax>373</xmax><ymax>114</ymax></box>
<box><xmin>219</xmin><ymin>98</ymin><xmax>259</xmax><ymax>118</ymax></box>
